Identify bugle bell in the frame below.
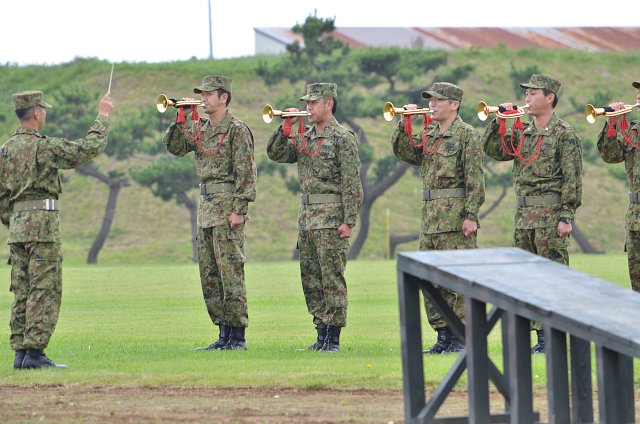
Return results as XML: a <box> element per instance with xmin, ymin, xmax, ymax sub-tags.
<box><xmin>477</xmin><ymin>101</ymin><xmax>529</xmax><ymax>121</ymax></box>
<box><xmin>382</xmin><ymin>102</ymin><xmax>430</xmax><ymax>121</ymax></box>
<box><xmin>585</xmin><ymin>102</ymin><xmax>640</xmax><ymax>124</ymax></box>
<box><xmin>262</xmin><ymin>104</ymin><xmax>311</xmax><ymax>123</ymax></box>
<box><xmin>156</xmin><ymin>94</ymin><xmax>204</xmax><ymax>113</ymax></box>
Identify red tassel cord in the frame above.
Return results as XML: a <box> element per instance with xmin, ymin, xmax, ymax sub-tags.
<box><xmin>404</xmin><ymin>115</ymin><xmax>413</xmax><ymax>134</ymax></box>
<box><xmin>612</xmin><ymin>116</ymin><xmax>640</xmax><ymax>149</ymax></box>
<box><xmin>283</xmin><ymin>117</ymin><xmax>292</xmax><ymax>136</ymax></box>
<box><xmin>423</xmin><ymin>136</ymin><xmax>445</xmax><ymax>155</ymax></box>
<box><xmin>518</xmin><ymin>135</ymin><xmax>543</xmax><ymax>166</ymax></box>
<box><xmin>607</xmin><ymin>117</ymin><xmax>617</xmax><ymax>138</ymax></box>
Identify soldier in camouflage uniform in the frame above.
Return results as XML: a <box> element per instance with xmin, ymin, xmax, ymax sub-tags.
<box><xmin>163</xmin><ymin>75</ymin><xmax>256</xmax><ymax>351</ymax></box>
<box><xmin>0</xmin><ymin>91</ymin><xmax>113</xmax><ymax>369</ymax></box>
<box><xmin>390</xmin><ymin>83</ymin><xmax>485</xmax><ymax>354</ymax></box>
<box><xmin>596</xmin><ymin>81</ymin><xmax>640</xmax><ymax>292</ymax></box>
<box><xmin>266</xmin><ymin>83</ymin><xmax>363</xmax><ymax>353</ymax></box>
<box><xmin>482</xmin><ymin>74</ymin><xmax>583</xmax><ymax>353</ymax></box>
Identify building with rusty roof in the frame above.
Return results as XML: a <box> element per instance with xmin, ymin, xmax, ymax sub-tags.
<box><xmin>254</xmin><ymin>27</ymin><xmax>640</xmax><ymax>55</ymax></box>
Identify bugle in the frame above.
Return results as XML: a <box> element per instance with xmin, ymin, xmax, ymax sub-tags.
<box><xmin>262</xmin><ymin>104</ymin><xmax>311</xmax><ymax>123</ymax></box>
<box><xmin>477</xmin><ymin>101</ymin><xmax>529</xmax><ymax>121</ymax></box>
<box><xmin>156</xmin><ymin>94</ymin><xmax>204</xmax><ymax>113</ymax></box>
<box><xmin>382</xmin><ymin>102</ymin><xmax>430</xmax><ymax>121</ymax></box>
<box><xmin>585</xmin><ymin>102</ymin><xmax>640</xmax><ymax>124</ymax></box>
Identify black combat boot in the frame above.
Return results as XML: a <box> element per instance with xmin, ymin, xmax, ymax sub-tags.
<box><xmin>307</xmin><ymin>324</ymin><xmax>328</xmax><ymax>351</ymax></box>
<box><xmin>223</xmin><ymin>326</ymin><xmax>247</xmax><ymax>350</ymax></box>
<box><xmin>196</xmin><ymin>324</ymin><xmax>231</xmax><ymax>351</ymax></box>
<box><xmin>531</xmin><ymin>330</ymin><xmax>545</xmax><ymax>354</ymax></box>
<box><xmin>14</xmin><ymin>350</ymin><xmax>26</xmax><ymax>370</ymax></box>
<box><xmin>445</xmin><ymin>330</ymin><xmax>465</xmax><ymax>354</ymax></box>
<box><xmin>21</xmin><ymin>349</ymin><xmax>68</xmax><ymax>369</ymax></box>
<box><xmin>423</xmin><ymin>327</ymin><xmax>451</xmax><ymax>354</ymax></box>
<box><xmin>322</xmin><ymin>326</ymin><xmax>341</xmax><ymax>353</ymax></box>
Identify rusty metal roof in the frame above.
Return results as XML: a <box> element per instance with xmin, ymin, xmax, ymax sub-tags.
<box><xmin>255</xmin><ymin>27</ymin><xmax>640</xmax><ymax>52</ymax></box>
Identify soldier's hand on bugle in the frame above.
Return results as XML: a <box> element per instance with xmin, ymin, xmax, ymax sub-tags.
<box><xmin>494</xmin><ymin>102</ymin><xmax>514</xmax><ymax>123</ymax></box>
<box><xmin>399</xmin><ymin>104</ymin><xmax>417</xmax><ymax>125</ymax></box>
<box><xmin>609</xmin><ymin>101</ymin><xmax>625</xmax><ymax>112</ymax></box>
<box><xmin>284</xmin><ymin>107</ymin><xmax>302</xmax><ymax>124</ymax></box>
<box><xmin>180</xmin><ymin>97</ymin><xmax>197</xmax><ymax>116</ymax></box>
<box><xmin>99</xmin><ymin>93</ymin><xmax>113</xmax><ymax>117</ymax></box>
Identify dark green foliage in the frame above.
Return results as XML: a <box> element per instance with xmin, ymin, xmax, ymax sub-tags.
<box><xmin>371</xmin><ymin>155</ymin><xmax>397</xmax><ymax>184</ymax></box>
<box><xmin>285</xmin><ymin>176</ymin><xmax>300</xmax><ymax>195</ymax></box>
<box><xmin>130</xmin><ymin>156</ymin><xmax>198</xmax><ymax>205</ymax></box>
<box><xmin>508</xmin><ymin>62</ymin><xmax>541</xmax><ymax>99</ymax></box>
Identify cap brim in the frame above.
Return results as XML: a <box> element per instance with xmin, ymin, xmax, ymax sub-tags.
<box><xmin>633</xmin><ymin>81</ymin><xmax>640</xmax><ymax>89</ymax></box>
<box><xmin>41</xmin><ymin>101</ymin><xmax>53</xmax><ymax>108</ymax></box>
<box><xmin>422</xmin><ymin>90</ymin><xmax>446</xmax><ymax>100</ymax></box>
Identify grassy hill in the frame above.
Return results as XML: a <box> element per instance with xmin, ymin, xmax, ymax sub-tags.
<box><xmin>0</xmin><ymin>48</ymin><xmax>638</xmax><ymax>264</ymax></box>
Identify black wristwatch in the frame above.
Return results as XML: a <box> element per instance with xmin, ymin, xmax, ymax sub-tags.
<box><xmin>558</xmin><ymin>217</ymin><xmax>572</xmax><ymax>224</ymax></box>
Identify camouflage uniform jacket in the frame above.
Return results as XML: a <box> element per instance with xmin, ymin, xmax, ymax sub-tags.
<box><xmin>163</xmin><ymin>111</ymin><xmax>257</xmax><ymax>228</ymax></box>
<box><xmin>391</xmin><ymin>115</ymin><xmax>485</xmax><ymax>234</ymax></box>
<box><xmin>483</xmin><ymin>112</ymin><xmax>582</xmax><ymax>229</ymax></box>
<box><xmin>597</xmin><ymin>119</ymin><xmax>640</xmax><ymax>231</ymax></box>
<box><xmin>266</xmin><ymin>117</ymin><xmax>363</xmax><ymax>230</ymax></box>
<box><xmin>0</xmin><ymin>115</ymin><xmax>110</xmax><ymax>243</ymax></box>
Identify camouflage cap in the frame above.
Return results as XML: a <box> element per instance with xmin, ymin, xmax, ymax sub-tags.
<box><xmin>194</xmin><ymin>75</ymin><xmax>232</xmax><ymax>94</ymax></box>
<box><xmin>633</xmin><ymin>81</ymin><xmax>640</xmax><ymax>89</ymax></box>
<box><xmin>300</xmin><ymin>83</ymin><xmax>338</xmax><ymax>101</ymax></box>
<box><xmin>421</xmin><ymin>82</ymin><xmax>463</xmax><ymax>102</ymax></box>
<box><xmin>519</xmin><ymin>74</ymin><xmax>561</xmax><ymax>95</ymax></box>
<box><xmin>12</xmin><ymin>90</ymin><xmax>53</xmax><ymax>110</ymax></box>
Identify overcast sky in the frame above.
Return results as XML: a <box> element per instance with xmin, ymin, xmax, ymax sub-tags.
<box><xmin>2</xmin><ymin>0</ymin><xmax>638</xmax><ymax>66</ymax></box>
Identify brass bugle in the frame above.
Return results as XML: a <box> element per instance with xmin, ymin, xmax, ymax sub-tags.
<box><xmin>585</xmin><ymin>102</ymin><xmax>640</xmax><ymax>124</ymax></box>
<box><xmin>477</xmin><ymin>101</ymin><xmax>529</xmax><ymax>121</ymax></box>
<box><xmin>383</xmin><ymin>102</ymin><xmax>430</xmax><ymax>121</ymax></box>
<box><xmin>262</xmin><ymin>104</ymin><xmax>311</xmax><ymax>124</ymax></box>
<box><xmin>156</xmin><ymin>94</ymin><xmax>204</xmax><ymax>113</ymax></box>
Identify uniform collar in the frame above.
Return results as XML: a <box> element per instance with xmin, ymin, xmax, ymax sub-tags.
<box><xmin>524</xmin><ymin>112</ymin><xmax>559</xmax><ymax>136</ymax></box>
<box><xmin>428</xmin><ymin>115</ymin><xmax>463</xmax><ymax>137</ymax></box>
<box><xmin>304</xmin><ymin>116</ymin><xmax>338</xmax><ymax>138</ymax></box>
<box><xmin>207</xmin><ymin>111</ymin><xmax>232</xmax><ymax>132</ymax></box>
<box><xmin>14</xmin><ymin>126</ymin><xmax>44</xmax><ymax>137</ymax></box>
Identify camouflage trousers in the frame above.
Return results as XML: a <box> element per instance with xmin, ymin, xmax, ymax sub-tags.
<box><xmin>514</xmin><ymin>226</ymin><xmax>569</xmax><ymax>330</ymax></box>
<box><xmin>420</xmin><ymin>230</ymin><xmax>476</xmax><ymax>330</ymax></box>
<box><xmin>298</xmin><ymin>228</ymin><xmax>349</xmax><ymax>327</ymax></box>
<box><xmin>626</xmin><ymin>229</ymin><xmax>640</xmax><ymax>292</ymax></box>
<box><xmin>9</xmin><ymin>242</ymin><xmax>62</xmax><ymax>351</ymax></box>
<box><xmin>197</xmin><ymin>225</ymin><xmax>248</xmax><ymax>328</ymax></box>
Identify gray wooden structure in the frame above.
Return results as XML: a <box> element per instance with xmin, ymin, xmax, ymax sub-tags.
<box><xmin>397</xmin><ymin>247</ymin><xmax>640</xmax><ymax>424</ymax></box>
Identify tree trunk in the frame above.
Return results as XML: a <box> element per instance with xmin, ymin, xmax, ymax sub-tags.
<box><xmin>343</xmin><ymin>116</ymin><xmax>411</xmax><ymax>260</ymax></box>
<box><xmin>390</xmin><ymin>232</ymin><xmax>420</xmax><ymax>258</ymax></box>
<box><xmin>76</xmin><ymin>166</ymin><xmax>130</xmax><ymax>264</ymax></box>
<box><xmin>572</xmin><ymin>223</ymin><xmax>604</xmax><ymax>254</ymax></box>
<box><xmin>175</xmin><ymin>190</ymin><xmax>199</xmax><ymax>263</ymax></box>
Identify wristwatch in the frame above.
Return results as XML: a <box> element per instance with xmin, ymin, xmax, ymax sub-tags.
<box><xmin>558</xmin><ymin>217</ymin><xmax>572</xmax><ymax>224</ymax></box>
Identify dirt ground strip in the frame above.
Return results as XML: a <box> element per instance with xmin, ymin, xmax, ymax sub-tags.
<box><xmin>9</xmin><ymin>384</ymin><xmax>640</xmax><ymax>423</ymax></box>
<box><xmin>0</xmin><ymin>385</ymin><xmax>529</xmax><ymax>424</ymax></box>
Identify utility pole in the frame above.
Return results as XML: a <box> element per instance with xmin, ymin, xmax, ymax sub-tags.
<box><xmin>208</xmin><ymin>0</ymin><xmax>213</xmax><ymax>59</ymax></box>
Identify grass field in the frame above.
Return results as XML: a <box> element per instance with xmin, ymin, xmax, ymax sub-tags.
<box><xmin>0</xmin><ymin>253</ymin><xmax>634</xmax><ymax>390</ymax></box>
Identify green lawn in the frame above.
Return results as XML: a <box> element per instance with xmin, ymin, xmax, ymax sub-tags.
<box><xmin>0</xmin><ymin>253</ymin><xmax>633</xmax><ymax>389</ymax></box>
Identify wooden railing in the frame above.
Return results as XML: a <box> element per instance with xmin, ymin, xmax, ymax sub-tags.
<box><xmin>397</xmin><ymin>247</ymin><xmax>640</xmax><ymax>424</ymax></box>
